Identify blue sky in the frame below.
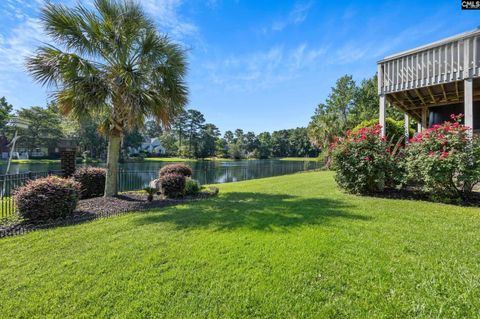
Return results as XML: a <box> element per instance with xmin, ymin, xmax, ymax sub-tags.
<box><xmin>0</xmin><ymin>0</ymin><xmax>479</xmax><ymax>134</ymax></box>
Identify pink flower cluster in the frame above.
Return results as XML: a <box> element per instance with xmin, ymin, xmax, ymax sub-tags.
<box><xmin>409</xmin><ymin>114</ymin><xmax>470</xmax><ymax>160</ymax></box>
<box><xmin>345</xmin><ymin>124</ymin><xmax>382</xmax><ymax>143</ymax></box>
<box><xmin>410</xmin><ymin>114</ymin><xmax>469</xmax><ymax>144</ymax></box>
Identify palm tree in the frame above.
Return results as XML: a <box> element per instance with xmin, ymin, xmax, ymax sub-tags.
<box><xmin>26</xmin><ymin>0</ymin><xmax>188</xmax><ymax>196</ymax></box>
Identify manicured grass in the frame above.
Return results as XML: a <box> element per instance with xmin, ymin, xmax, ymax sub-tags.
<box><xmin>1</xmin><ymin>171</ymin><xmax>479</xmax><ymax>317</ymax></box>
<box><xmin>277</xmin><ymin>157</ymin><xmax>321</xmax><ymax>161</ymax></box>
<box><xmin>0</xmin><ymin>159</ymin><xmax>60</xmax><ymax>164</ymax></box>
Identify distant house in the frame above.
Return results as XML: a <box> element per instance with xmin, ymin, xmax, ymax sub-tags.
<box><xmin>377</xmin><ymin>29</ymin><xmax>480</xmax><ymax>137</ymax></box>
<box><xmin>0</xmin><ymin>136</ymin><xmax>60</xmax><ymax>159</ymax></box>
<box><xmin>127</xmin><ymin>137</ymin><xmax>165</xmax><ymax>156</ymax></box>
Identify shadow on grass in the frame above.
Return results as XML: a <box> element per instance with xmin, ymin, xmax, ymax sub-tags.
<box><xmin>134</xmin><ymin>192</ymin><xmax>371</xmax><ymax>231</ymax></box>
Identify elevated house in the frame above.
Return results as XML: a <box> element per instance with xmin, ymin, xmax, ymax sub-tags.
<box><xmin>377</xmin><ymin>29</ymin><xmax>480</xmax><ymax>138</ymax></box>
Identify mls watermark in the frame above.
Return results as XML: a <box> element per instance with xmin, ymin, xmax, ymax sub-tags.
<box><xmin>462</xmin><ymin>1</ymin><xmax>480</xmax><ymax>9</ymax></box>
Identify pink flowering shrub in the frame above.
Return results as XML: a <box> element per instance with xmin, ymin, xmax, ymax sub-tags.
<box><xmin>332</xmin><ymin>124</ymin><xmax>404</xmax><ymax>194</ymax></box>
<box><xmin>405</xmin><ymin>114</ymin><xmax>480</xmax><ymax>200</ymax></box>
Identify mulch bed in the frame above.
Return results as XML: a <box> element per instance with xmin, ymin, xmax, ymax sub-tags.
<box><xmin>0</xmin><ymin>192</ymin><xmax>215</xmax><ymax>238</ymax></box>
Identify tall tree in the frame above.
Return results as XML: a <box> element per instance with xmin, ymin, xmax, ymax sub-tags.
<box><xmin>350</xmin><ymin>74</ymin><xmax>403</xmax><ymax>127</ymax></box>
<box><xmin>223</xmin><ymin>131</ymin><xmax>234</xmax><ymax>145</ymax></box>
<box><xmin>185</xmin><ymin>109</ymin><xmax>205</xmax><ymax>156</ymax></box>
<box><xmin>350</xmin><ymin>75</ymin><xmax>378</xmax><ymax>126</ymax></box>
<box><xmin>198</xmin><ymin>123</ymin><xmax>220</xmax><ymax>157</ymax></box>
<box><xmin>244</xmin><ymin>131</ymin><xmax>259</xmax><ymax>153</ymax></box>
<box><xmin>0</xmin><ymin>97</ymin><xmax>13</xmax><ymax>132</ymax></box>
<box><xmin>257</xmin><ymin>132</ymin><xmax>272</xmax><ymax>159</ymax></box>
<box><xmin>234</xmin><ymin>129</ymin><xmax>244</xmax><ymax>144</ymax></box>
<box><xmin>26</xmin><ymin>0</ymin><xmax>188</xmax><ymax>196</ymax></box>
<box><xmin>171</xmin><ymin>110</ymin><xmax>188</xmax><ymax>149</ymax></box>
<box><xmin>16</xmin><ymin>106</ymin><xmax>63</xmax><ymax>153</ymax></box>
<box><xmin>271</xmin><ymin>130</ymin><xmax>289</xmax><ymax>157</ymax></box>
<box><xmin>159</xmin><ymin>132</ymin><xmax>178</xmax><ymax>155</ymax></box>
<box><xmin>76</xmin><ymin>120</ymin><xmax>107</xmax><ymax>159</ymax></box>
<box><xmin>308</xmin><ymin>75</ymin><xmax>356</xmax><ymax>149</ymax></box>
<box><xmin>288</xmin><ymin>127</ymin><xmax>318</xmax><ymax>157</ymax></box>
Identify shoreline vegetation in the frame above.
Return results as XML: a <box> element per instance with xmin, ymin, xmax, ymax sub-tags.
<box><xmin>0</xmin><ymin>157</ymin><xmax>321</xmax><ymax>166</ymax></box>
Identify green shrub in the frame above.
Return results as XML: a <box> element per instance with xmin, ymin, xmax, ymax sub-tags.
<box><xmin>159</xmin><ymin>164</ymin><xmax>192</xmax><ymax>178</ymax></box>
<box><xmin>332</xmin><ymin>124</ymin><xmax>404</xmax><ymax>194</ymax></box>
<box><xmin>405</xmin><ymin>114</ymin><xmax>480</xmax><ymax>200</ymax></box>
<box><xmin>144</xmin><ymin>187</ymin><xmax>156</xmax><ymax>202</ymax></box>
<box><xmin>353</xmin><ymin>117</ymin><xmax>414</xmax><ymax>143</ymax></box>
<box><xmin>14</xmin><ymin>176</ymin><xmax>80</xmax><ymax>221</ymax></box>
<box><xmin>160</xmin><ymin>173</ymin><xmax>186</xmax><ymax>198</ymax></box>
<box><xmin>72</xmin><ymin>167</ymin><xmax>106</xmax><ymax>199</ymax></box>
<box><xmin>184</xmin><ymin>178</ymin><xmax>201</xmax><ymax>196</ymax></box>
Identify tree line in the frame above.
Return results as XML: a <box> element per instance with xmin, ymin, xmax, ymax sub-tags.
<box><xmin>1</xmin><ymin>74</ymin><xmax>408</xmax><ymax>162</ymax></box>
<box><xmin>0</xmin><ymin>98</ymin><xmax>318</xmax><ymax>160</ymax></box>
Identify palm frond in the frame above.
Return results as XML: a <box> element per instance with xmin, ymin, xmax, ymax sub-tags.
<box><xmin>27</xmin><ymin>0</ymin><xmax>189</xmax><ymax>135</ymax></box>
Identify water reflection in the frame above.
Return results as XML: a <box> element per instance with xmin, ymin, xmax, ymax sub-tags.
<box><xmin>0</xmin><ymin>159</ymin><xmax>321</xmax><ymax>190</ymax></box>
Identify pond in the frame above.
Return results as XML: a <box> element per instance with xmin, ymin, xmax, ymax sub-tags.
<box><xmin>0</xmin><ymin>159</ymin><xmax>322</xmax><ymax>189</ymax></box>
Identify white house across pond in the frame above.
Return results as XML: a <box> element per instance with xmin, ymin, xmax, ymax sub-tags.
<box><xmin>127</xmin><ymin>137</ymin><xmax>165</xmax><ymax>156</ymax></box>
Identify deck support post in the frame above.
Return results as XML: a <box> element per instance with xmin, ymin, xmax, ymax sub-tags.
<box><xmin>421</xmin><ymin>107</ymin><xmax>428</xmax><ymax>131</ymax></box>
<box><xmin>379</xmin><ymin>94</ymin><xmax>386</xmax><ymax>137</ymax></box>
<box><xmin>404</xmin><ymin>113</ymin><xmax>410</xmax><ymax>143</ymax></box>
<box><xmin>464</xmin><ymin>77</ymin><xmax>473</xmax><ymax>135</ymax></box>
<box><xmin>417</xmin><ymin>122</ymin><xmax>422</xmax><ymax>133</ymax></box>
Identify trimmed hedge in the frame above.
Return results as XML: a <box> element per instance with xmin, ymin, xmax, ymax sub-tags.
<box><xmin>73</xmin><ymin>167</ymin><xmax>106</xmax><ymax>199</ymax></box>
<box><xmin>14</xmin><ymin>176</ymin><xmax>80</xmax><ymax>221</ymax></box>
<box><xmin>160</xmin><ymin>173</ymin><xmax>186</xmax><ymax>198</ymax></box>
<box><xmin>159</xmin><ymin>164</ymin><xmax>192</xmax><ymax>178</ymax></box>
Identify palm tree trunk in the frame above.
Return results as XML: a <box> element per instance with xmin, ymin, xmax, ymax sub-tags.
<box><xmin>104</xmin><ymin>134</ymin><xmax>121</xmax><ymax>196</ymax></box>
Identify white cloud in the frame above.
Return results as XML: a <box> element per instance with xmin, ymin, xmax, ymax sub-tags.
<box><xmin>140</xmin><ymin>0</ymin><xmax>198</xmax><ymax>39</ymax></box>
<box><xmin>203</xmin><ymin>43</ymin><xmax>326</xmax><ymax>92</ymax></box>
<box><xmin>0</xmin><ymin>17</ymin><xmax>44</xmax><ymax>71</ymax></box>
<box><xmin>268</xmin><ymin>1</ymin><xmax>312</xmax><ymax>33</ymax></box>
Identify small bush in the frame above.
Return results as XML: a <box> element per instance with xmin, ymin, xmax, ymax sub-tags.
<box><xmin>208</xmin><ymin>186</ymin><xmax>219</xmax><ymax>196</ymax></box>
<box><xmin>159</xmin><ymin>164</ymin><xmax>192</xmax><ymax>178</ymax></box>
<box><xmin>14</xmin><ymin>176</ymin><xmax>80</xmax><ymax>221</ymax></box>
<box><xmin>184</xmin><ymin>178</ymin><xmax>201</xmax><ymax>196</ymax></box>
<box><xmin>160</xmin><ymin>173</ymin><xmax>186</xmax><ymax>198</ymax></box>
<box><xmin>405</xmin><ymin>114</ymin><xmax>480</xmax><ymax>200</ymax></box>
<box><xmin>144</xmin><ymin>187</ymin><xmax>156</xmax><ymax>202</ymax></box>
<box><xmin>72</xmin><ymin>167</ymin><xmax>106</xmax><ymax>199</ymax></box>
<box><xmin>332</xmin><ymin>124</ymin><xmax>404</xmax><ymax>194</ymax></box>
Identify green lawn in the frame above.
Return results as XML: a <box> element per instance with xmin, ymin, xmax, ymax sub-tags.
<box><xmin>0</xmin><ymin>159</ymin><xmax>60</xmax><ymax>164</ymax></box>
<box><xmin>1</xmin><ymin>171</ymin><xmax>479</xmax><ymax>318</ymax></box>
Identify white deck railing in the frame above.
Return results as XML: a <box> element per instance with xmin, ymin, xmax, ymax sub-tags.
<box><xmin>378</xmin><ymin>29</ymin><xmax>480</xmax><ymax>94</ymax></box>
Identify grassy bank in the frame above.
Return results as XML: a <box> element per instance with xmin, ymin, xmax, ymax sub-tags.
<box><xmin>0</xmin><ymin>159</ymin><xmax>60</xmax><ymax>164</ymax></box>
<box><xmin>144</xmin><ymin>157</ymin><xmax>234</xmax><ymax>162</ymax></box>
<box><xmin>1</xmin><ymin>171</ymin><xmax>479</xmax><ymax>317</ymax></box>
<box><xmin>277</xmin><ymin>157</ymin><xmax>321</xmax><ymax>161</ymax></box>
